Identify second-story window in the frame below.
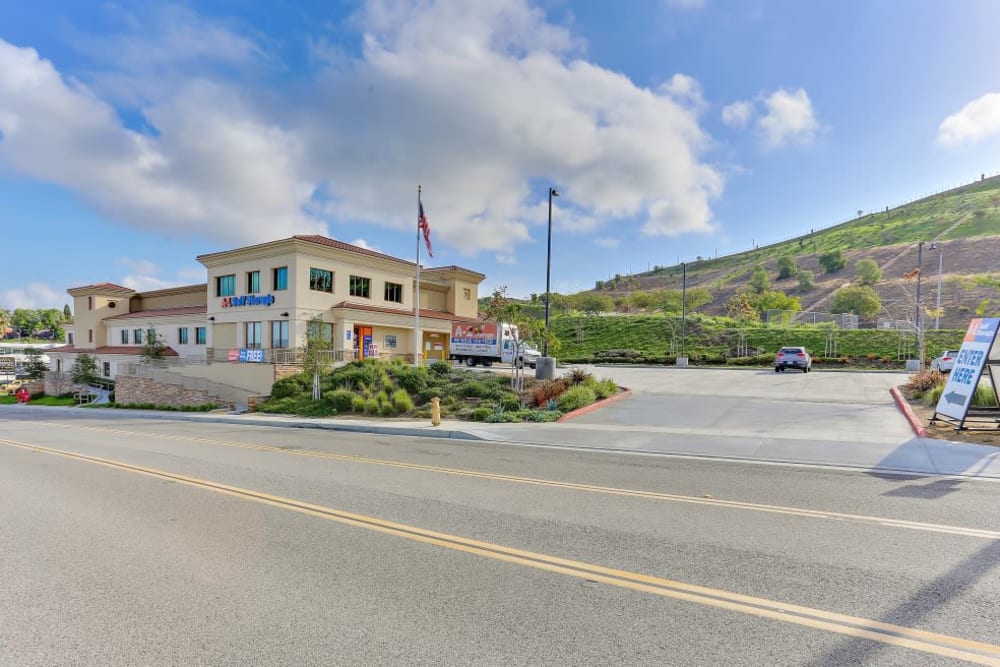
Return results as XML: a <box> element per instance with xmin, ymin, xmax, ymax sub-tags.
<box><xmin>247</xmin><ymin>270</ymin><xmax>260</xmax><ymax>293</ymax></box>
<box><xmin>178</xmin><ymin>327</ymin><xmax>189</xmax><ymax>345</ymax></box>
<box><xmin>216</xmin><ymin>274</ymin><xmax>236</xmax><ymax>297</ymax></box>
<box><xmin>121</xmin><ymin>330</ymin><xmax>128</xmax><ymax>344</ymax></box>
<box><xmin>384</xmin><ymin>281</ymin><xmax>403</xmax><ymax>303</ymax></box>
<box><xmin>133</xmin><ymin>328</ymin><xmax>143</xmax><ymax>344</ymax></box>
<box><xmin>273</xmin><ymin>266</ymin><xmax>288</xmax><ymax>291</ymax></box>
<box><xmin>309</xmin><ymin>268</ymin><xmax>333</xmax><ymax>293</ymax></box>
<box><xmin>350</xmin><ymin>275</ymin><xmax>371</xmax><ymax>298</ymax></box>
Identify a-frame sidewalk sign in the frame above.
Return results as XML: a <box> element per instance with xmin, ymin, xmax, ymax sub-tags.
<box><xmin>932</xmin><ymin>317</ymin><xmax>1000</xmax><ymax>430</ymax></box>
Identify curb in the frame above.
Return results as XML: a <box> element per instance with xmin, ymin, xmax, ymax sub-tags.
<box><xmin>889</xmin><ymin>386</ymin><xmax>929</xmax><ymax>438</ymax></box>
<box><xmin>557</xmin><ymin>387</ymin><xmax>632</xmax><ymax>423</ymax></box>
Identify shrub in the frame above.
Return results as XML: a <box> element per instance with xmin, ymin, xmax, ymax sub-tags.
<box><xmin>429</xmin><ymin>362</ymin><xmax>451</xmax><ymax>376</ymax></box>
<box><xmin>324</xmin><ymin>389</ymin><xmax>356</xmax><ymax>412</ymax></box>
<box><xmin>905</xmin><ymin>369</ymin><xmax>946</xmax><ymax>394</ymax></box>
<box><xmin>530</xmin><ymin>378</ymin><xmax>569</xmax><ymax>406</ymax></box>
<box><xmin>271</xmin><ymin>374</ymin><xmax>310</xmax><ymax>399</ymax></box>
<box><xmin>392</xmin><ymin>366</ymin><xmax>428</xmax><ymax>394</ymax></box>
<box><xmin>364</xmin><ymin>398</ymin><xmax>380</xmax><ymax>415</ymax></box>
<box><xmin>379</xmin><ymin>400</ymin><xmax>396</xmax><ymax>416</ymax></box>
<box><xmin>471</xmin><ymin>406</ymin><xmax>493</xmax><ymax>421</ymax></box>
<box><xmin>973</xmin><ymin>382</ymin><xmax>998</xmax><ymax>407</ymax></box>
<box><xmin>459</xmin><ymin>381</ymin><xmax>489</xmax><ymax>398</ymax></box>
<box><xmin>498</xmin><ymin>393</ymin><xmax>521</xmax><ymax>411</ymax></box>
<box><xmin>297</xmin><ymin>401</ymin><xmax>337</xmax><ymax>417</ymax></box>
<box><xmin>557</xmin><ymin>385</ymin><xmax>597</xmax><ymax>412</ymax></box>
<box><xmin>392</xmin><ymin>389</ymin><xmax>414</xmax><ymax>413</ymax></box>
<box><xmin>593</xmin><ymin>378</ymin><xmax>618</xmax><ymax>399</ymax></box>
<box><xmin>258</xmin><ymin>397</ymin><xmax>300</xmax><ymax>413</ymax></box>
<box><xmin>351</xmin><ymin>396</ymin><xmax>367</xmax><ymax>413</ymax></box>
<box><xmin>565</xmin><ymin>368</ymin><xmax>591</xmax><ymax>385</ymax></box>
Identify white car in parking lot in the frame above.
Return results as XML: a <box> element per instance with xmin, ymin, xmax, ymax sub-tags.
<box><xmin>930</xmin><ymin>350</ymin><xmax>959</xmax><ymax>373</ymax></box>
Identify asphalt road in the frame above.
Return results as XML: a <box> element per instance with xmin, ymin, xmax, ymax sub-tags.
<box><xmin>2</xmin><ymin>410</ymin><xmax>999</xmax><ymax>666</ymax></box>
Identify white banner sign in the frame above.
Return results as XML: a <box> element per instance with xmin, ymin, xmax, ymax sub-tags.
<box><xmin>935</xmin><ymin>318</ymin><xmax>1000</xmax><ymax>421</ymax></box>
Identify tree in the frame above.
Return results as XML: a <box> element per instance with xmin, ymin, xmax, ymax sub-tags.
<box><xmin>574</xmin><ymin>293</ymin><xmax>614</xmax><ymax>316</ymax></box>
<box><xmin>594</xmin><ymin>280</ymin><xmax>605</xmax><ymax>290</ymax></box>
<box><xmin>726</xmin><ymin>290</ymin><xmax>761</xmax><ymax>323</ymax></box>
<box><xmin>140</xmin><ymin>328</ymin><xmax>169</xmax><ymax>361</ymax></box>
<box><xmin>831</xmin><ymin>285</ymin><xmax>882</xmax><ymax>319</ymax></box>
<box><xmin>818</xmin><ymin>250</ymin><xmax>847</xmax><ymax>274</ymax></box>
<box><xmin>63</xmin><ymin>304</ymin><xmax>72</xmax><ymax>320</ymax></box>
<box><xmin>797</xmin><ymin>270</ymin><xmax>815</xmax><ymax>291</ymax></box>
<box><xmin>24</xmin><ymin>348</ymin><xmax>48</xmax><ymax>380</ymax></box>
<box><xmin>749</xmin><ymin>266</ymin><xmax>770</xmax><ymax>294</ymax></box>
<box><xmin>631</xmin><ymin>291</ymin><xmax>654</xmax><ymax>310</ymax></box>
<box><xmin>11</xmin><ymin>308</ymin><xmax>40</xmax><ymax>338</ymax></box>
<box><xmin>36</xmin><ymin>309</ymin><xmax>66</xmax><ymax>340</ymax></box>
<box><xmin>302</xmin><ymin>315</ymin><xmax>332</xmax><ymax>400</ymax></box>
<box><xmin>855</xmin><ymin>258</ymin><xmax>882</xmax><ymax>285</ymax></box>
<box><xmin>753</xmin><ymin>290</ymin><xmax>802</xmax><ymax>316</ymax></box>
<box><xmin>482</xmin><ymin>286</ymin><xmax>556</xmax><ymax>391</ymax></box>
<box><xmin>777</xmin><ymin>256</ymin><xmax>798</xmax><ymax>280</ymax></box>
<box><xmin>0</xmin><ymin>307</ymin><xmax>10</xmax><ymax>336</ymax></box>
<box><xmin>71</xmin><ymin>353</ymin><xmax>100</xmax><ymax>387</ymax></box>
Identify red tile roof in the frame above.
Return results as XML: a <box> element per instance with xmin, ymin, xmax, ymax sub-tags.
<box><xmin>105</xmin><ymin>306</ymin><xmax>207</xmax><ymax>320</ymax></box>
<box><xmin>293</xmin><ymin>235</ymin><xmax>417</xmax><ymax>267</ymax></box>
<box><xmin>69</xmin><ymin>282</ymin><xmax>136</xmax><ymax>293</ymax></box>
<box><xmin>330</xmin><ymin>301</ymin><xmax>478</xmax><ymax>322</ymax></box>
<box><xmin>47</xmin><ymin>345</ymin><xmax>179</xmax><ymax>356</ymax></box>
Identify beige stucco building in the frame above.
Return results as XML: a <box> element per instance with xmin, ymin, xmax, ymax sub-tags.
<box><xmin>50</xmin><ymin>235</ymin><xmax>485</xmax><ymax>394</ymax></box>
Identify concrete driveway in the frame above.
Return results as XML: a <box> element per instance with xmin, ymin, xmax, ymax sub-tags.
<box><xmin>569</xmin><ymin>366</ymin><xmax>913</xmax><ymax>444</ymax></box>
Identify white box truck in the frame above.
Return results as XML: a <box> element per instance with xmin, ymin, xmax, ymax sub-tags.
<box><xmin>448</xmin><ymin>321</ymin><xmax>540</xmax><ymax>368</ymax></box>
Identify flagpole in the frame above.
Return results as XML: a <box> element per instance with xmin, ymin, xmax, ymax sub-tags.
<box><xmin>415</xmin><ymin>185</ymin><xmax>422</xmax><ymax>366</ymax></box>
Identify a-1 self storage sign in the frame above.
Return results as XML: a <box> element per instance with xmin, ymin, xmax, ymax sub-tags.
<box><xmin>935</xmin><ymin>318</ymin><xmax>1000</xmax><ymax>421</ymax></box>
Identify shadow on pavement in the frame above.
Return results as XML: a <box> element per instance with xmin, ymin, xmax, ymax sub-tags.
<box><xmin>806</xmin><ymin>540</ymin><xmax>1000</xmax><ymax>666</ymax></box>
<box><xmin>881</xmin><ymin>478</ymin><xmax>965</xmax><ymax>500</ymax></box>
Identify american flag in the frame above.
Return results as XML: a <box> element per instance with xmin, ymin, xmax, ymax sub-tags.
<box><xmin>418</xmin><ymin>201</ymin><xmax>433</xmax><ymax>258</ymax></box>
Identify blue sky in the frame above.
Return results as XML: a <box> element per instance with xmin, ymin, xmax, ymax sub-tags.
<box><xmin>2</xmin><ymin>0</ymin><xmax>1000</xmax><ymax>310</ymax></box>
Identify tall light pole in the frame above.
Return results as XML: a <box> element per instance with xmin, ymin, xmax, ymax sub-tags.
<box><xmin>915</xmin><ymin>241</ymin><xmax>924</xmax><ymax>366</ymax></box>
<box><xmin>929</xmin><ymin>242</ymin><xmax>943</xmax><ymax>329</ymax></box>
<box><xmin>543</xmin><ymin>187</ymin><xmax>559</xmax><ymax>357</ymax></box>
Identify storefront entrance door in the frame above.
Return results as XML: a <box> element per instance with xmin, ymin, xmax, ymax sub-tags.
<box><xmin>354</xmin><ymin>326</ymin><xmax>373</xmax><ymax>359</ymax></box>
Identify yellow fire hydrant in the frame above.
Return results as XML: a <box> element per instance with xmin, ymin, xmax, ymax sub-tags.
<box><xmin>430</xmin><ymin>396</ymin><xmax>441</xmax><ymax>427</ymax></box>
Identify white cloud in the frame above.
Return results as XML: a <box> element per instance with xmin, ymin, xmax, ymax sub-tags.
<box><xmin>664</xmin><ymin>0</ymin><xmax>706</xmax><ymax>9</ymax></box>
<box><xmin>594</xmin><ymin>237</ymin><xmax>620</xmax><ymax>248</ymax></box>
<box><xmin>938</xmin><ymin>93</ymin><xmax>1000</xmax><ymax>147</ymax></box>
<box><xmin>756</xmin><ymin>88</ymin><xmax>818</xmax><ymax>149</ymax></box>
<box><xmin>177</xmin><ymin>267</ymin><xmax>206</xmax><ymax>282</ymax></box>
<box><xmin>349</xmin><ymin>238</ymin><xmax>382</xmax><ymax>253</ymax></box>
<box><xmin>2</xmin><ymin>282</ymin><xmax>66</xmax><ymax>309</ymax></box>
<box><xmin>660</xmin><ymin>73</ymin><xmax>705</xmax><ymax>110</ymax></box>
<box><xmin>119</xmin><ymin>274</ymin><xmax>177</xmax><ymax>292</ymax></box>
<box><xmin>496</xmin><ymin>253</ymin><xmax>518</xmax><ymax>265</ymax></box>
<box><xmin>0</xmin><ymin>0</ymin><xmax>724</xmax><ymax>259</ymax></box>
<box><xmin>119</xmin><ymin>257</ymin><xmax>159</xmax><ymax>275</ymax></box>
<box><xmin>721</xmin><ymin>100</ymin><xmax>753</xmax><ymax>129</ymax></box>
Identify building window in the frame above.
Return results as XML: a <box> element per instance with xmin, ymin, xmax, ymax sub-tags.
<box><xmin>245</xmin><ymin>321</ymin><xmax>262</xmax><ymax>349</ymax></box>
<box><xmin>88</xmin><ymin>329</ymin><xmax>93</xmax><ymax>343</ymax></box>
<box><xmin>350</xmin><ymin>275</ymin><xmax>371</xmax><ymax>298</ymax></box>
<box><xmin>88</xmin><ymin>296</ymin><xmax>93</xmax><ymax>310</ymax></box>
<box><xmin>215</xmin><ymin>274</ymin><xmax>236</xmax><ymax>297</ymax></box>
<box><xmin>195</xmin><ymin>327</ymin><xmax>207</xmax><ymax>345</ymax></box>
<box><xmin>133</xmin><ymin>329</ymin><xmax>143</xmax><ymax>344</ymax></box>
<box><xmin>384</xmin><ymin>281</ymin><xmax>403</xmax><ymax>303</ymax></box>
<box><xmin>271</xmin><ymin>321</ymin><xmax>289</xmax><ymax>349</ymax></box>
<box><xmin>464</xmin><ymin>288</ymin><xmax>471</xmax><ymax>300</ymax></box>
<box><xmin>147</xmin><ymin>328</ymin><xmax>156</xmax><ymax>342</ymax></box>
<box><xmin>102</xmin><ymin>362</ymin><xmax>111</xmax><ymax>378</ymax></box>
<box><xmin>121</xmin><ymin>330</ymin><xmax>128</xmax><ymax>344</ymax></box>
<box><xmin>309</xmin><ymin>268</ymin><xmax>333</xmax><ymax>293</ymax></box>
<box><xmin>67</xmin><ymin>333</ymin><xmax>74</xmax><ymax>345</ymax></box>
<box><xmin>384</xmin><ymin>334</ymin><xmax>397</xmax><ymax>349</ymax></box>
<box><xmin>247</xmin><ymin>270</ymin><xmax>261</xmax><ymax>293</ymax></box>
<box><xmin>273</xmin><ymin>266</ymin><xmax>288</xmax><ymax>291</ymax></box>
<box><xmin>178</xmin><ymin>327</ymin><xmax>189</xmax><ymax>345</ymax></box>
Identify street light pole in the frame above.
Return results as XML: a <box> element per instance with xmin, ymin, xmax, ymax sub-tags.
<box><xmin>915</xmin><ymin>241</ymin><xmax>924</xmax><ymax>366</ymax></box>
<box><xmin>543</xmin><ymin>187</ymin><xmax>559</xmax><ymax>357</ymax></box>
<box><xmin>930</xmin><ymin>243</ymin><xmax>943</xmax><ymax>330</ymax></box>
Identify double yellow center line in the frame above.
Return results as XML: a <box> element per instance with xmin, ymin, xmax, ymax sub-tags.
<box><xmin>3</xmin><ymin>436</ymin><xmax>1000</xmax><ymax>665</ymax></box>
<box><xmin>34</xmin><ymin>421</ymin><xmax>1000</xmax><ymax>541</ymax></box>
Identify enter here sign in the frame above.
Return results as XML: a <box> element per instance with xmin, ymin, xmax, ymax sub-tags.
<box><xmin>934</xmin><ymin>318</ymin><xmax>1000</xmax><ymax>421</ymax></box>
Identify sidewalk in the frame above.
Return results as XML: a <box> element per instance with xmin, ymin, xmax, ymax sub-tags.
<box><xmin>5</xmin><ymin>404</ymin><xmax>999</xmax><ymax>480</ymax></box>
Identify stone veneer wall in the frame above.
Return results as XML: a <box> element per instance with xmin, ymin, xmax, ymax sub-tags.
<box><xmin>116</xmin><ymin>375</ymin><xmax>223</xmax><ymax>408</ymax></box>
<box><xmin>273</xmin><ymin>364</ymin><xmax>302</xmax><ymax>382</ymax></box>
